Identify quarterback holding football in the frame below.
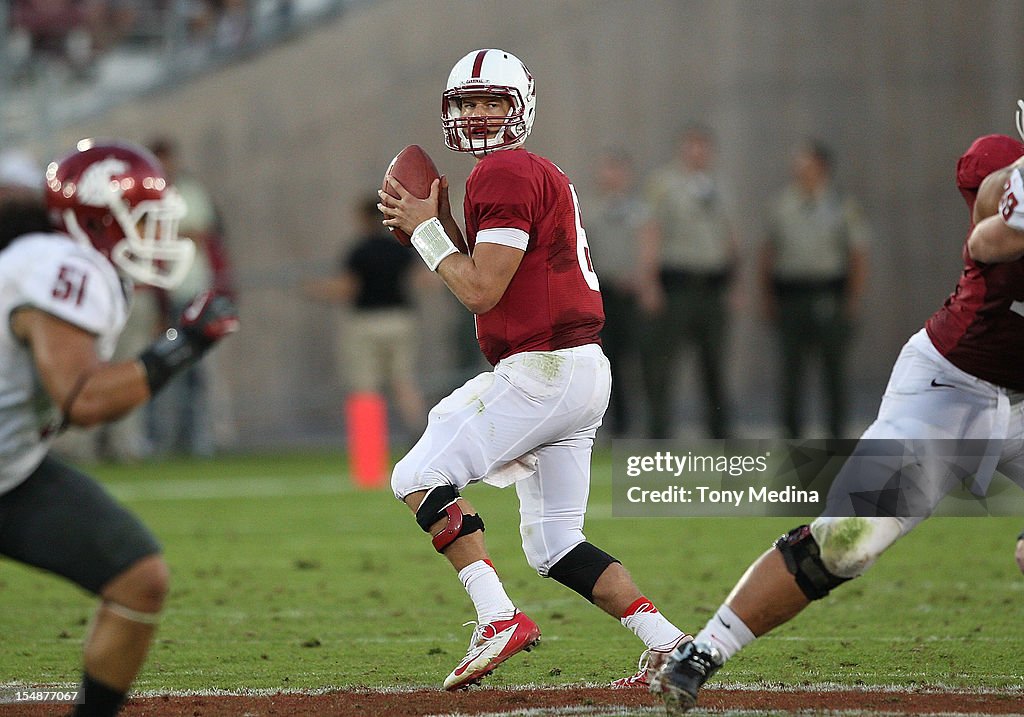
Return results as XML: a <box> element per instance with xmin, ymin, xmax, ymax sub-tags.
<box><xmin>378</xmin><ymin>48</ymin><xmax>690</xmax><ymax>691</ymax></box>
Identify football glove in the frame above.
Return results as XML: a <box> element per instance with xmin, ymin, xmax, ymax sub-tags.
<box><xmin>139</xmin><ymin>289</ymin><xmax>239</xmax><ymax>394</ymax></box>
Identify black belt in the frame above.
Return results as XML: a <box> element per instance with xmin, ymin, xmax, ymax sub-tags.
<box><xmin>660</xmin><ymin>268</ymin><xmax>730</xmax><ymax>287</ymax></box>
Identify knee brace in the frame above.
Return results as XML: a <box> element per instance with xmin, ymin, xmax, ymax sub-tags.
<box><xmin>775</xmin><ymin>525</ymin><xmax>850</xmax><ymax>601</ymax></box>
<box><xmin>414</xmin><ymin>485</ymin><xmax>484</xmax><ymax>553</ymax></box>
<box><xmin>546</xmin><ymin>542</ymin><xmax>619</xmax><ymax>603</ymax></box>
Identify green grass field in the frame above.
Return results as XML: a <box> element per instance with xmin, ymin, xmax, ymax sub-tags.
<box><xmin>1</xmin><ymin>449</ymin><xmax>1022</xmax><ymax>695</ymax></box>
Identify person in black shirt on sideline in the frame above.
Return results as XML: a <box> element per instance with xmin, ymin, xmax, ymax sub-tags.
<box><xmin>306</xmin><ymin>196</ymin><xmax>427</xmax><ymax>434</ymax></box>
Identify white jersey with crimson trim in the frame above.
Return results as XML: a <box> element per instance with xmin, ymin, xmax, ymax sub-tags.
<box><xmin>1000</xmin><ymin>168</ymin><xmax>1024</xmax><ymax>231</ymax></box>
<box><xmin>0</xmin><ymin>232</ymin><xmax>129</xmax><ymax>494</ymax></box>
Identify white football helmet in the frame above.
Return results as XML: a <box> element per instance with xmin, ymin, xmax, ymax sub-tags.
<box><xmin>442</xmin><ymin>49</ymin><xmax>536</xmax><ymax>156</ymax></box>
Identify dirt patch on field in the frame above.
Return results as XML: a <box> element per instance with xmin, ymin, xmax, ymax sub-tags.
<box><xmin>3</xmin><ymin>686</ymin><xmax>1022</xmax><ymax>716</ymax></box>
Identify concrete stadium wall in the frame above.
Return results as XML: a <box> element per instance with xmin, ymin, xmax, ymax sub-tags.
<box><xmin>48</xmin><ymin>0</ymin><xmax>1024</xmax><ymax>445</ymax></box>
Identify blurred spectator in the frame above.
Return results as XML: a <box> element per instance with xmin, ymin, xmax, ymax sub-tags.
<box><xmin>641</xmin><ymin>124</ymin><xmax>739</xmax><ymax>438</ymax></box>
<box><xmin>212</xmin><ymin>0</ymin><xmax>252</xmax><ymax>52</ymax></box>
<box><xmin>89</xmin><ymin>1</ymin><xmax>169</xmax><ymax>51</ymax></box>
<box><xmin>147</xmin><ymin>136</ymin><xmax>235</xmax><ymax>457</ymax></box>
<box><xmin>581</xmin><ymin>149</ymin><xmax>654</xmax><ymax>437</ymax></box>
<box><xmin>305</xmin><ymin>196</ymin><xmax>429</xmax><ymax>439</ymax></box>
<box><xmin>8</xmin><ymin>0</ymin><xmax>99</xmax><ymax>80</ymax></box>
<box><xmin>272</xmin><ymin>0</ymin><xmax>296</xmax><ymax>34</ymax></box>
<box><xmin>760</xmin><ymin>139</ymin><xmax>870</xmax><ymax>438</ymax></box>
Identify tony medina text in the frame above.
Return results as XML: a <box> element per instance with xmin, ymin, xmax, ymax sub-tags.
<box><xmin>626</xmin><ymin>484</ymin><xmax>820</xmax><ymax>506</ymax></box>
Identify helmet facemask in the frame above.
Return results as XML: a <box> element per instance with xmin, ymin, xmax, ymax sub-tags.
<box><xmin>113</xmin><ymin>188</ymin><xmax>194</xmax><ymax>289</ymax></box>
<box><xmin>441</xmin><ymin>49</ymin><xmax>536</xmax><ymax>157</ymax></box>
<box><xmin>443</xmin><ymin>87</ymin><xmax>529</xmax><ymax>156</ymax></box>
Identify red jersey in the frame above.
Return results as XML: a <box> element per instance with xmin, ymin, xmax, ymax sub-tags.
<box><xmin>464</xmin><ymin>149</ymin><xmax>604</xmax><ymax>365</ymax></box>
<box><xmin>925</xmin><ymin>134</ymin><xmax>1024</xmax><ymax>390</ymax></box>
<box><xmin>925</xmin><ymin>244</ymin><xmax>1024</xmax><ymax>390</ymax></box>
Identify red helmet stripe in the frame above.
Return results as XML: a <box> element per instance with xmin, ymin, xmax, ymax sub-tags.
<box><xmin>471</xmin><ymin>49</ymin><xmax>488</xmax><ymax>78</ymax></box>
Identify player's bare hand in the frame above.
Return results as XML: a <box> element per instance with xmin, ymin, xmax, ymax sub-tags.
<box><xmin>378</xmin><ymin>177</ymin><xmax>440</xmax><ymax>238</ymax></box>
<box><xmin>1015</xmin><ymin>538</ymin><xmax>1024</xmax><ymax>574</ymax></box>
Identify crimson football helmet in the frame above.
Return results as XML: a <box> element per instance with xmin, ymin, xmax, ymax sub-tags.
<box><xmin>955</xmin><ymin>134</ymin><xmax>1024</xmax><ymax>213</ymax></box>
<box><xmin>442</xmin><ymin>49</ymin><xmax>536</xmax><ymax>156</ymax></box>
<box><xmin>45</xmin><ymin>139</ymin><xmax>195</xmax><ymax>288</ymax></box>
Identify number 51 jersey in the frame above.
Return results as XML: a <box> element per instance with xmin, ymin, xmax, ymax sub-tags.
<box><xmin>0</xmin><ymin>232</ymin><xmax>129</xmax><ymax>493</ymax></box>
<box><xmin>464</xmin><ymin>149</ymin><xmax>604</xmax><ymax>366</ymax></box>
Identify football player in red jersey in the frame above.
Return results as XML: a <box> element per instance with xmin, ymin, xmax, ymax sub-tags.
<box><xmin>650</xmin><ymin>116</ymin><xmax>1024</xmax><ymax>714</ymax></box>
<box><xmin>379</xmin><ymin>49</ymin><xmax>689</xmax><ymax>691</ymax></box>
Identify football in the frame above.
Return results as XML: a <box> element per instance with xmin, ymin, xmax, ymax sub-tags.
<box><xmin>381</xmin><ymin>144</ymin><xmax>441</xmax><ymax>246</ymax></box>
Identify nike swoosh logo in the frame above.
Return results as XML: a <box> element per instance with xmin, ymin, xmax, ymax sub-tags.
<box><xmin>717</xmin><ymin>614</ymin><xmax>732</xmax><ymax>629</ymax></box>
<box><xmin>930</xmin><ymin>379</ymin><xmax>955</xmax><ymax>388</ymax></box>
<box><xmin>452</xmin><ymin>626</ymin><xmax>516</xmax><ymax>676</ymax></box>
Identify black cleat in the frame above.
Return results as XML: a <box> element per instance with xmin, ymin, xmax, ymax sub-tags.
<box><xmin>649</xmin><ymin>640</ymin><xmax>723</xmax><ymax>714</ymax></box>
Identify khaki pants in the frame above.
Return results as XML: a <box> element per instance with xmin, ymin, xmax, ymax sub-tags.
<box><xmin>343</xmin><ymin>308</ymin><xmax>417</xmax><ymax>392</ymax></box>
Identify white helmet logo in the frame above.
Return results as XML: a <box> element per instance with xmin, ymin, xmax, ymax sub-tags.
<box><xmin>77</xmin><ymin>158</ymin><xmax>128</xmax><ymax>207</ymax></box>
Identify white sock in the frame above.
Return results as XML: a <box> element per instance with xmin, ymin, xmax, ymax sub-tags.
<box><xmin>458</xmin><ymin>560</ymin><xmax>516</xmax><ymax>625</ymax></box>
<box><xmin>694</xmin><ymin>604</ymin><xmax>755</xmax><ymax>662</ymax></box>
<box><xmin>620</xmin><ymin>597</ymin><xmax>687</xmax><ymax>651</ymax></box>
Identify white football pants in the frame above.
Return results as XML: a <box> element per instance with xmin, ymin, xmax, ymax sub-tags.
<box><xmin>391</xmin><ymin>343</ymin><xmax>611</xmax><ymax>574</ymax></box>
<box><xmin>813</xmin><ymin>328</ymin><xmax>1024</xmax><ymax>576</ymax></box>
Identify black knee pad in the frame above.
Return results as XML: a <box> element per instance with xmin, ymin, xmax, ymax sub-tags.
<box><xmin>415</xmin><ymin>485</ymin><xmax>459</xmax><ymax>531</ymax></box>
<box><xmin>413</xmin><ymin>485</ymin><xmax>484</xmax><ymax>553</ymax></box>
<box><xmin>547</xmin><ymin>542</ymin><xmax>620</xmax><ymax>603</ymax></box>
<box><xmin>775</xmin><ymin>524</ymin><xmax>850</xmax><ymax>601</ymax></box>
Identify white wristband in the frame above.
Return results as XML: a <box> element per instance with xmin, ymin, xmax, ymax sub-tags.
<box><xmin>411</xmin><ymin>217</ymin><xmax>460</xmax><ymax>271</ymax></box>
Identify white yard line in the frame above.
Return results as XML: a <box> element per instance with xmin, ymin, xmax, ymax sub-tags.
<box><xmin>105</xmin><ymin>474</ymin><xmax>350</xmax><ymax>501</ymax></box>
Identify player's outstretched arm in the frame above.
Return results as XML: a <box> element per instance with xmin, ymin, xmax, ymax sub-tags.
<box><xmin>968</xmin><ymin>214</ymin><xmax>1024</xmax><ymax>263</ymax></box>
<box><xmin>14</xmin><ymin>308</ymin><xmax>151</xmax><ymax>427</ymax></box>
<box><xmin>968</xmin><ymin>164</ymin><xmax>1024</xmax><ymax>263</ymax></box>
<box><xmin>14</xmin><ymin>290</ymin><xmax>238</xmax><ymax>429</ymax></box>
<box><xmin>973</xmin><ymin>165</ymin><xmax>1016</xmax><ymax>223</ymax></box>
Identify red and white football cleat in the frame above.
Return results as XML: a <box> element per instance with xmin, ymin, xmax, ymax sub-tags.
<box><xmin>610</xmin><ymin>634</ymin><xmax>693</xmax><ymax>689</ymax></box>
<box><xmin>443</xmin><ymin>611</ymin><xmax>541</xmax><ymax>690</ymax></box>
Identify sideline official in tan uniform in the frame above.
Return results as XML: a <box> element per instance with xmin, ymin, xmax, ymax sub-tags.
<box><xmin>641</xmin><ymin>125</ymin><xmax>738</xmax><ymax>438</ymax></box>
<box><xmin>760</xmin><ymin>140</ymin><xmax>870</xmax><ymax>438</ymax></box>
